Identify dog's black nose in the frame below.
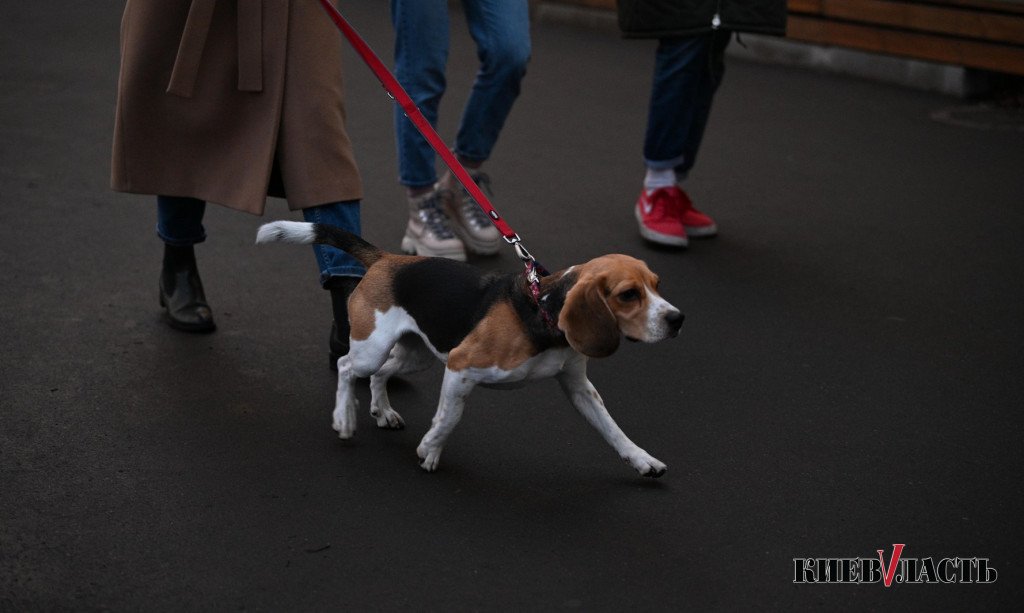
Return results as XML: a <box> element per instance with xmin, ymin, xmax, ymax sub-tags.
<box><xmin>666</xmin><ymin>310</ymin><xmax>684</xmax><ymax>332</ymax></box>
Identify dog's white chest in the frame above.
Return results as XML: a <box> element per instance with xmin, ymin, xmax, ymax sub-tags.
<box><xmin>457</xmin><ymin>347</ymin><xmax>578</xmax><ymax>385</ymax></box>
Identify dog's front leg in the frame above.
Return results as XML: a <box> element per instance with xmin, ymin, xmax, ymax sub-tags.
<box><xmin>332</xmin><ymin>355</ymin><xmax>359</xmax><ymax>439</ymax></box>
<box><xmin>416</xmin><ymin>368</ymin><xmax>475</xmax><ymax>472</ymax></box>
<box><xmin>556</xmin><ymin>360</ymin><xmax>667</xmax><ymax>478</ymax></box>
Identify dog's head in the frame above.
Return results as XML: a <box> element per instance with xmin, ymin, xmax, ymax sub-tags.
<box><xmin>557</xmin><ymin>254</ymin><xmax>683</xmax><ymax>358</ymax></box>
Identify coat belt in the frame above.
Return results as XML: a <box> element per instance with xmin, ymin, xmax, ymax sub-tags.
<box><xmin>167</xmin><ymin>0</ymin><xmax>264</xmax><ymax>97</ymax></box>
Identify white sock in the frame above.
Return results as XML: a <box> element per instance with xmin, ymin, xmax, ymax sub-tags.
<box><xmin>644</xmin><ymin>168</ymin><xmax>676</xmax><ymax>192</ymax></box>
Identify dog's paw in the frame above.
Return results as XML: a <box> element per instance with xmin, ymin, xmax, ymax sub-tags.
<box><xmin>332</xmin><ymin>420</ymin><xmax>355</xmax><ymax>439</ymax></box>
<box><xmin>370</xmin><ymin>407</ymin><xmax>405</xmax><ymax>430</ymax></box>
<box><xmin>332</xmin><ymin>408</ymin><xmax>355</xmax><ymax>439</ymax></box>
<box><xmin>626</xmin><ymin>453</ymin><xmax>667</xmax><ymax>478</ymax></box>
<box><xmin>417</xmin><ymin>444</ymin><xmax>442</xmax><ymax>472</ymax></box>
<box><xmin>332</xmin><ymin>397</ymin><xmax>358</xmax><ymax>439</ymax></box>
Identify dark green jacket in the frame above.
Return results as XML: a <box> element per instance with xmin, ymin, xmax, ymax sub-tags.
<box><xmin>617</xmin><ymin>0</ymin><xmax>787</xmax><ymax>38</ymax></box>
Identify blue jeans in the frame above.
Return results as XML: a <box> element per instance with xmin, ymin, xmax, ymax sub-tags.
<box><xmin>391</xmin><ymin>0</ymin><xmax>530</xmax><ymax>188</ymax></box>
<box><xmin>644</xmin><ymin>32</ymin><xmax>731</xmax><ymax>179</ymax></box>
<box><xmin>156</xmin><ymin>196</ymin><xmax>207</xmax><ymax>246</ymax></box>
<box><xmin>157</xmin><ymin>196</ymin><xmax>364</xmax><ymax>286</ymax></box>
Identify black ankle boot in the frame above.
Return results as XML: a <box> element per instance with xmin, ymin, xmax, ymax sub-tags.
<box><xmin>326</xmin><ymin>276</ymin><xmax>361</xmax><ymax>370</ymax></box>
<box><xmin>159</xmin><ymin>244</ymin><xmax>216</xmax><ymax>333</ymax></box>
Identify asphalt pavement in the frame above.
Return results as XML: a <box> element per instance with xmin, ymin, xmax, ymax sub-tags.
<box><xmin>2</xmin><ymin>1</ymin><xmax>1023</xmax><ymax>610</ymax></box>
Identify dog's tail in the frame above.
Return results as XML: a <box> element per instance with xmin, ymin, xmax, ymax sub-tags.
<box><xmin>256</xmin><ymin>221</ymin><xmax>383</xmax><ymax>267</ymax></box>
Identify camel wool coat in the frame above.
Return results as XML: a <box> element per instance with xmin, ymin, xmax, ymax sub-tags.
<box><xmin>111</xmin><ymin>0</ymin><xmax>363</xmax><ymax>215</ymax></box>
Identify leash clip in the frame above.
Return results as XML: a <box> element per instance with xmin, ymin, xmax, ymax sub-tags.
<box><xmin>509</xmin><ymin>233</ymin><xmax>539</xmax><ymax>289</ymax></box>
<box><xmin>508</xmin><ymin>235</ymin><xmax>536</xmax><ymax>265</ymax></box>
<box><xmin>526</xmin><ymin>261</ymin><xmax>540</xmax><ymax>285</ymax></box>
<box><xmin>508</xmin><ymin>233</ymin><xmax>550</xmax><ymax>281</ymax></box>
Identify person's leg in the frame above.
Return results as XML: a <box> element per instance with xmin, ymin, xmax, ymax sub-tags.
<box><xmin>454</xmin><ymin>0</ymin><xmax>530</xmax><ymax>166</ymax></box>
<box><xmin>635</xmin><ymin>37</ymin><xmax>706</xmax><ymax>247</ymax></box>
<box><xmin>157</xmin><ymin>195</ymin><xmax>207</xmax><ymax>246</ymax></box>
<box><xmin>391</xmin><ymin>0</ymin><xmax>449</xmax><ymax>191</ymax></box>
<box><xmin>302</xmin><ymin>200</ymin><xmax>365</xmax><ymax>285</ymax></box>
<box><xmin>671</xmin><ymin>32</ymin><xmax>729</xmax><ymax>238</ymax></box>
<box><xmin>440</xmin><ymin>0</ymin><xmax>530</xmax><ymax>254</ymax></box>
<box><xmin>636</xmin><ymin>35</ymin><xmax>722</xmax><ymax>245</ymax></box>
<box><xmin>303</xmin><ymin>200</ymin><xmax>365</xmax><ymax>369</ymax></box>
<box><xmin>391</xmin><ymin>0</ymin><xmax>463</xmax><ymax>259</ymax></box>
<box><xmin>675</xmin><ymin>31</ymin><xmax>730</xmax><ymax>181</ymax></box>
<box><xmin>642</xmin><ymin>36</ymin><xmax>711</xmax><ymax>173</ymax></box>
<box><xmin>156</xmin><ymin>195</ymin><xmax>216</xmax><ymax>332</ymax></box>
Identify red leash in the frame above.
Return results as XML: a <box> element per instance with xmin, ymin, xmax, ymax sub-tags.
<box><xmin>317</xmin><ymin>0</ymin><xmax>547</xmax><ymax>281</ymax></box>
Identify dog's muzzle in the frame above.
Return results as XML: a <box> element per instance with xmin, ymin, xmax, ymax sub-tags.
<box><xmin>666</xmin><ymin>310</ymin><xmax>684</xmax><ymax>337</ymax></box>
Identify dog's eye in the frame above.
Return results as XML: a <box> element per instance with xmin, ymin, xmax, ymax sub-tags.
<box><xmin>618</xmin><ymin>289</ymin><xmax>641</xmax><ymax>302</ymax></box>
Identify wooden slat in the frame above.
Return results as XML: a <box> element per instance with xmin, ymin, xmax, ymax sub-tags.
<box><xmin>544</xmin><ymin>0</ymin><xmax>1024</xmax><ymax>74</ymax></box>
<box><xmin>553</xmin><ymin>0</ymin><xmax>616</xmax><ymax>9</ymax></box>
<box><xmin>564</xmin><ymin>0</ymin><xmax>1024</xmax><ymax>19</ymax></box>
<box><xmin>790</xmin><ymin>0</ymin><xmax>825</xmax><ymax>12</ymax></box>
<box><xmin>917</xmin><ymin>0</ymin><xmax>1024</xmax><ymax>16</ymax></box>
<box><xmin>788</xmin><ymin>14</ymin><xmax>1024</xmax><ymax>74</ymax></box>
<box><xmin>582</xmin><ymin>0</ymin><xmax>1024</xmax><ymax>18</ymax></box>
<box><xmin>805</xmin><ymin>0</ymin><xmax>1024</xmax><ymax>44</ymax></box>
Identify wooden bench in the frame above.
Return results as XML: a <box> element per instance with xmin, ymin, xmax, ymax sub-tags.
<box><xmin>547</xmin><ymin>0</ymin><xmax>1024</xmax><ymax>76</ymax></box>
<box><xmin>788</xmin><ymin>0</ymin><xmax>1024</xmax><ymax>76</ymax></box>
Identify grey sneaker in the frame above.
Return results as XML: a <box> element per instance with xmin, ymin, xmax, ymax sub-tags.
<box><xmin>401</xmin><ymin>190</ymin><xmax>466</xmax><ymax>261</ymax></box>
<box><xmin>439</xmin><ymin>172</ymin><xmax>502</xmax><ymax>255</ymax></box>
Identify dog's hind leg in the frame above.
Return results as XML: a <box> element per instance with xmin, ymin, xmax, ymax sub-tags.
<box><xmin>333</xmin><ymin>327</ymin><xmax>403</xmax><ymax>439</ymax></box>
<box><xmin>368</xmin><ymin>371</ymin><xmax>403</xmax><ymax>429</ymax></box>
<box><xmin>333</xmin><ymin>354</ymin><xmax>360</xmax><ymax>439</ymax></box>
<box><xmin>368</xmin><ymin>335</ymin><xmax>435</xmax><ymax>429</ymax></box>
<box><xmin>416</xmin><ymin>368</ymin><xmax>476</xmax><ymax>472</ymax></box>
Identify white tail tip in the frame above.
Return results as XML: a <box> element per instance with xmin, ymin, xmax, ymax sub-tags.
<box><xmin>256</xmin><ymin>221</ymin><xmax>315</xmax><ymax>245</ymax></box>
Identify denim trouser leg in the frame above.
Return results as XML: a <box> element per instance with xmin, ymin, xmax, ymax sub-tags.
<box><xmin>391</xmin><ymin>0</ymin><xmax>530</xmax><ymax>186</ymax></box>
<box><xmin>643</xmin><ymin>32</ymin><xmax>730</xmax><ymax>177</ymax></box>
<box><xmin>302</xmin><ymin>200</ymin><xmax>366</xmax><ymax>286</ymax></box>
<box><xmin>392</xmin><ymin>0</ymin><xmax>450</xmax><ymax>189</ymax></box>
<box><xmin>157</xmin><ymin>195</ymin><xmax>207</xmax><ymax>246</ymax></box>
<box><xmin>456</xmin><ymin>0</ymin><xmax>530</xmax><ymax>163</ymax></box>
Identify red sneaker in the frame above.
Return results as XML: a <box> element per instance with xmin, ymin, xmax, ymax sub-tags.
<box><xmin>635</xmin><ymin>187</ymin><xmax>688</xmax><ymax>247</ymax></box>
<box><xmin>676</xmin><ymin>187</ymin><xmax>718</xmax><ymax>238</ymax></box>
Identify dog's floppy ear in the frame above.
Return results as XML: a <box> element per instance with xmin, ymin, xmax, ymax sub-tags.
<box><xmin>558</xmin><ymin>274</ymin><xmax>620</xmax><ymax>358</ymax></box>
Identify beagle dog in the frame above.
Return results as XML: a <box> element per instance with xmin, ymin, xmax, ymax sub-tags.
<box><xmin>256</xmin><ymin>221</ymin><xmax>683</xmax><ymax>477</ymax></box>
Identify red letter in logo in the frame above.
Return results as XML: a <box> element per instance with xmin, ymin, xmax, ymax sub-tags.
<box><xmin>877</xmin><ymin>544</ymin><xmax>906</xmax><ymax>587</ymax></box>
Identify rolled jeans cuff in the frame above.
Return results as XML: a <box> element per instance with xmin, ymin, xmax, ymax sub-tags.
<box><xmin>644</xmin><ymin>155</ymin><xmax>686</xmax><ymax>171</ymax></box>
<box><xmin>157</xmin><ymin>227</ymin><xmax>207</xmax><ymax>247</ymax></box>
<box><xmin>303</xmin><ymin>200</ymin><xmax>366</xmax><ymax>287</ymax></box>
<box><xmin>320</xmin><ymin>269</ymin><xmax>365</xmax><ymax>288</ymax></box>
<box><xmin>156</xmin><ymin>195</ymin><xmax>207</xmax><ymax>246</ymax></box>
